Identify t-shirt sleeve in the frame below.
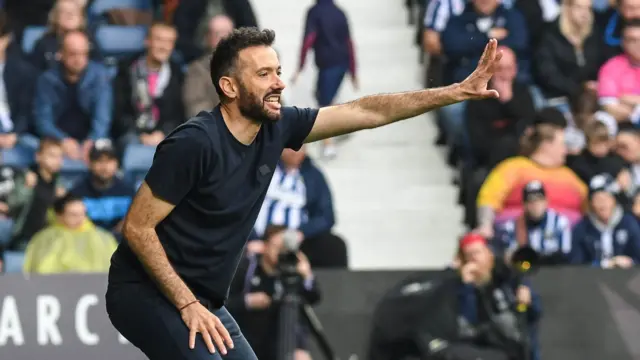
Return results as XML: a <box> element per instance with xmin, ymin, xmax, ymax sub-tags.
<box><xmin>598</xmin><ymin>59</ymin><xmax>621</xmax><ymax>105</ymax></box>
<box><xmin>280</xmin><ymin>106</ymin><xmax>319</xmax><ymax>151</ymax></box>
<box><xmin>144</xmin><ymin>126</ymin><xmax>212</xmax><ymax>205</ymax></box>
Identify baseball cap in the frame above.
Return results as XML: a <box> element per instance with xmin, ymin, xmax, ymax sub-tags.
<box><xmin>522</xmin><ymin>180</ymin><xmax>545</xmax><ymax>202</ymax></box>
<box><xmin>459</xmin><ymin>232</ymin><xmax>487</xmax><ymax>250</ymax></box>
<box><xmin>588</xmin><ymin>173</ymin><xmax>619</xmax><ymax>198</ymax></box>
<box><xmin>89</xmin><ymin>139</ymin><xmax>117</xmax><ymax>161</ymax></box>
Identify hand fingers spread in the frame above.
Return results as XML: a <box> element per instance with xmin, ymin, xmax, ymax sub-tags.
<box><xmin>202</xmin><ymin>329</ymin><xmax>216</xmax><ymax>354</ymax></box>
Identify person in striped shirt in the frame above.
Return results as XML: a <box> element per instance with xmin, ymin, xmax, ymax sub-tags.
<box><xmin>495</xmin><ymin>180</ymin><xmax>573</xmax><ymax>265</ymax></box>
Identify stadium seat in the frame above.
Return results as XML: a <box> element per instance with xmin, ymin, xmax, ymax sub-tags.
<box><xmin>21</xmin><ymin>26</ymin><xmax>47</xmax><ymax>54</ymax></box>
<box><xmin>88</xmin><ymin>0</ymin><xmax>153</xmax><ymax>18</ymax></box>
<box><xmin>95</xmin><ymin>25</ymin><xmax>147</xmax><ymax>60</ymax></box>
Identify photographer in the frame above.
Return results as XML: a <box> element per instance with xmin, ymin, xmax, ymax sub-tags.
<box><xmin>227</xmin><ymin>225</ymin><xmax>321</xmax><ymax>360</ymax></box>
<box><xmin>370</xmin><ymin>232</ymin><xmax>542</xmax><ymax>360</ymax></box>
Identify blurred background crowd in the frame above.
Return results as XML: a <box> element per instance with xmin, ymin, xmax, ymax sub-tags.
<box><xmin>410</xmin><ymin>0</ymin><xmax>640</xmax><ymax>269</ymax></box>
<box><xmin>0</xmin><ymin>0</ymin><xmax>637</xmax><ymax>358</ymax></box>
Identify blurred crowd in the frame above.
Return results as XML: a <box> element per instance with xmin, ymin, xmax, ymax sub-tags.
<box><xmin>408</xmin><ymin>0</ymin><xmax>640</xmax><ymax>269</ymax></box>
<box><xmin>0</xmin><ymin>0</ymin><xmax>349</xmax><ymax>279</ymax></box>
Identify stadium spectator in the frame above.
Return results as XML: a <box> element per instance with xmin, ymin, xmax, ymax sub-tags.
<box><xmin>597</xmin><ymin>0</ymin><xmax>640</xmax><ymax>58</ymax></box>
<box><xmin>439</xmin><ymin>0</ymin><xmax>529</xmax><ymax>155</ymax></box>
<box><xmin>0</xmin><ymin>165</ymin><xmax>18</xmax><ymax>252</ymax></box>
<box><xmin>0</xmin><ymin>11</ymin><xmax>40</xmax><ymax>168</ymax></box>
<box><xmin>614</xmin><ymin>123</ymin><xmax>640</xmax><ymax>192</ymax></box>
<box><xmin>1</xmin><ymin>138</ymin><xmax>64</xmax><ymax>273</ymax></box>
<box><xmin>291</xmin><ymin>0</ymin><xmax>358</xmax><ymax>160</ymax></box>
<box><xmin>476</xmin><ymin>122</ymin><xmax>587</xmax><ymax>237</ymax></box>
<box><xmin>464</xmin><ymin>46</ymin><xmax>535</xmax><ymax>170</ymax></box>
<box><xmin>535</xmin><ymin>0</ymin><xmax>604</xmax><ymax>108</ymax></box>
<box><xmin>566</xmin><ymin>121</ymin><xmax>629</xmax><ymax>188</ymax></box>
<box><xmin>33</xmin><ymin>30</ymin><xmax>112</xmax><ymax>172</ymax></box>
<box><xmin>250</xmin><ymin>146</ymin><xmax>348</xmax><ymax>268</ymax></box>
<box><xmin>112</xmin><ymin>22</ymin><xmax>184</xmax><ymax>182</ymax></box>
<box><xmin>69</xmin><ymin>140</ymin><xmax>135</xmax><ymax>238</ymax></box>
<box><xmin>173</xmin><ymin>0</ymin><xmax>259</xmax><ymax>63</ymax></box>
<box><xmin>495</xmin><ymin>180</ymin><xmax>573</xmax><ymax>265</ymax></box>
<box><xmin>571</xmin><ymin>173</ymin><xmax>640</xmax><ymax>267</ymax></box>
<box><xmin>563</xmin><ymin>88</ymin><xmax>618</xmax><ymax>154</ymax></box>
<box><xmin>228</xmin><ymin>225</ymin><xmax>320</xmax><ymax>360</ymax></box>
<box><xmin>183</xmin><ymin>14</ymin><xmax>234</xmax><ymax>118</ymax></box>
<box><xmin>598</xmin><ymin>20</ymin><xmax>640</xmax><ymax>124</ymax></box>
<box><xmin>29</xmin><ymin>0</ymin><xmax>102</xmax><ymax>71</ymax></box>
<box><xmin>22</xmin><ymin>193</ymin><xmax>117</xmax><ymax>273</ymax></box>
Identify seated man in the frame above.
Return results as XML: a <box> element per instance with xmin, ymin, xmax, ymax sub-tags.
<box><xmin>439</xmin><ymin>0</ymin><xmax>529</xmax><ymax>149</ymax></box>
<box><xmin>571</xmin><ymin>173</ymin><xmax>640</xmax><ymax>267</ymax></box>
<box><xmin>69</xmin><ymin>140</ymin><xmax>135</xmax><ymax>238</ymax></box>
<box><xmin>22</xmin><ymin>193</ymin><xmax>118</xmax><ymax>274</ymax></box>
<box><xmin>2</xmin><ymin>138</ymin><xmax>65</xmax><ymax>273</ymax></box>
<box><xmin>183</xmin><ymin>15</ymin><xmax>234</xmax><ymax>118</ymax></box>
<box><xmin>227</xmin><ymin>225</ymin><xmax>320</xmax><ymax>360</ymax></box>
<box><xmin>112</xmin><ymin>22</ymin><xmax>185</xmax><ymax>183</ymax></box>
<box><xmin>465</xmin><ymin>46</ymin><xmax>535</xmax><ymax>169</ymax></box>
<box><xmin>33</xmin><ymin>30</ymin><xmax>112</xmax><ymax>175</ymax></box>
<box><xmin>249</xmin><ymin>146</ymin><xmax>348</xmax><ymax>268</ymax></box>
<box><xmin>496</xmin><ymin>180</ymin><xmax>573</xmax><ymax>265</ymax></box>
<box><xmin>598</xmin><ymin>19</ymin><xmax>640</xmax><ymax>125</ymax></box>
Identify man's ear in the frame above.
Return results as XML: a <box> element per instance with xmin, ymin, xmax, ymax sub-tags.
<box><xmin>219</xmin><ymin>76</ymin><xmax>238</xmax><ymax>99</ymax></box>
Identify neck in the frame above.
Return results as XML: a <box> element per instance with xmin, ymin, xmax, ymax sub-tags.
<box><xmin>146</xmin><ymin>56</ymin><xmax>162</xmax><ymax>71</ymax></box>
<box><xmin>530</xmin><ymin>151</ymin><xmax>557</xmax><ymax>167</ymax></box>
<box><xmin>260</xmin><ymin>257</ymin><xmax>276</xmax><ymax>275</ymax></box>
<box><xmin>91</xmin><ymin>176</ymin><xmax>113</xmax><ymax>190</ymax></box>
<box><xmin>38</xmin><ymin>168</ymin><xmax>53</xmax><ymax>182</ymax></box>
<box><xmin>0</xmin><ymin>50</ymin><xmax>6</xmax><ymax>63</ymax></box>
<box><xmin>220</xmin><ymin>103</ymin><xmax>262</xmax><ymax>145</ymax></box>
<box><xmin>65</xmin><ymin>70</ymin><xmax>80</xmax><ymax>83</ymax></box>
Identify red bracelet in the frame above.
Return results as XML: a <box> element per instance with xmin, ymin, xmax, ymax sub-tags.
<box><xmin>179</xmin><ymin>300</ymin><xmax>200</xmax><ymax>312</ymax></box>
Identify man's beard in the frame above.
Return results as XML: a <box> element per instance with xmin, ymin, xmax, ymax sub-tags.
<box><xmin>237</xmin><ymin>80</ymin><xmax>281</xmax><ymax>123</ymax></box>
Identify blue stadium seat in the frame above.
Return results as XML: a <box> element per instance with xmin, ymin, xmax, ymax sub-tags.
<box><xmin>95</xmin><ymin>25</ymin><xmax>147</xmax><ymax>60</ymax></box>
<box><xmin>88</xmin><ymin>0</ymin><xmax>153</xmax><ymax>18</ymax></box>
<box><xmin>22</xmin><ymin>26</ymin><xmax>47</xmax><ymax>54</ymax></box>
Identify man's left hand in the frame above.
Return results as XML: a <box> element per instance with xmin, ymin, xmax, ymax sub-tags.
<box><xmin>457</xmin><ymin>39</ymin><xmax>503</xmax><ymax>101</ymax></box>
<box><xmin>613</xmin><ymin>255</ymin><xmax>634</xmax><ymax>269</ymax></box>
<box><xmin>516</xmin><ymin>285</ymin><xmax>532</xmax><ymax>305</ymax></box>
<box><xmin>296</xmin><ymin>252</ymin><xmax>312</xmax><ymax>280</ymax></box>
<box><xmin>0</xmin><ymin>133</ymin><xmax>17</xmax><ymax>149</ymax></box>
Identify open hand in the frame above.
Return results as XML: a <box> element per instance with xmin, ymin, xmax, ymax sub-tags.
<box><xmin>458</xmin><ymin>38</ymin><xmax>503</xmax><ymax>100</ymax></box>
<box><xmin>180</xmin><ymin>301</ymin><xmax>234</xmax><ymax>354</ymax></box>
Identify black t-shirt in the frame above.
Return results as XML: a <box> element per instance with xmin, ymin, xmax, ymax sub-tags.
<box><xmin>108</xmin><ymin>105</ymin><xmax>318</xmax><ymax>307</ymax></box>
<box><xmin>58</xmin><ymin>80</ymin><xmax>92</xmax><ymax>141</ymax></box>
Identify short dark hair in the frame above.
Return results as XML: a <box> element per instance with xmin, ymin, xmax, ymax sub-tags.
<box><xmin>209</xmin><ymin>27</ymin><xmax>276</xmax><ymax>100</ymax></box>
<box><xmin>264</xmin><ymin>224</ymin><xmax>287</xmax><ymax>242</ymax></box>
<box><xmin>53</xmin><ymin>193</ymin><xmax>83</xmax><ymax>215</ymax></box>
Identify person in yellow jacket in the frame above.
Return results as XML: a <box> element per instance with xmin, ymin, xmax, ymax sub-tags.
<box><xmin>23</xmin><ymin>193</ymin><xmax>117</xmax><ymax>274</ymax></box>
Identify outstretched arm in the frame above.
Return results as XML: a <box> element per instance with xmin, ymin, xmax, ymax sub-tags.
<box><xmin>304</xmin><ymin>39</ymin><xmax>502</xmax><ymax>143</ymax></box>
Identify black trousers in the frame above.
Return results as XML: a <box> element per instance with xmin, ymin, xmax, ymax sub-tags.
<box><xmin>300</xmin><ymin>231</ymin><xmax>348</xmax><ymax>269</ymax></box>
<box><xmin>106</xmin><ymin>282</ymin><xmax>258</xmax><ymax>360</ymax></box>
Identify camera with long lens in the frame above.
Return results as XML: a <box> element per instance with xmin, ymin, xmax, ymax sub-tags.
<box><xmin>510</xmin><ymin>246</ymin><xmax>540</xmax><ymax>276</ymax></box>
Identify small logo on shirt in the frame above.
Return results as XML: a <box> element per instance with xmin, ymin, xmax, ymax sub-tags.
<box><xmin>259</xmin><ymin>165</ymin><xmax>271</xmax><ymax>176</ymax></box>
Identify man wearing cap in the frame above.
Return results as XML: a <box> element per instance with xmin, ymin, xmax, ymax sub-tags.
<box><xmin>448</xmin><ymin>233</ymin><xmax>542</xmax><ymax>360</ymax></box>
<box><xmin>496</xmin><ymin>180</ymin><xmax>573</xmax><ymax>265</ymax></box>
<box><xmin>69</xmin><ymin>140</ymin><xmax>136</xmax><ymax>237</ymax></box>
<box><xmin>571</xmin><ymin>173</ymin><xmax>640</xmax><ymax>268</ymax></box>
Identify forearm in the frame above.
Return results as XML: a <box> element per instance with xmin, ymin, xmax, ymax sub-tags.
<box><xmin>477</xmin><ymin>206</ymin><xmax>495</xmax><ymax>228</ymax></box>
<box><xmin>355</xmin><ymin>84</ymin><xmax>464</xmax><ymax>128</ymax></box>
<box><xmin>603</xmin><ymin>103</ymin><xmax>634</xmax><ymax>121</ymax></box>
<box><xmin>125</xmin><ymin>227</ymin><xmax>196</xmax><ymax>308</ymax></box>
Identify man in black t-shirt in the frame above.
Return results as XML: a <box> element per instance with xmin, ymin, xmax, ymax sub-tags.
<box><xmin>105</xmin><ymin>27</ymin><xmax>502</xmax><ymax>360</ymax></box>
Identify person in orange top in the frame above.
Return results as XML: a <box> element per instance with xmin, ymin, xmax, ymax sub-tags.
<box><xmin>476</xmin><ymin>122</ymin><xmax>588</xmax><ymax>238</ymax></box>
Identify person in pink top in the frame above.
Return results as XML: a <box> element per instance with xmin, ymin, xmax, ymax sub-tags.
<box><xmin>599</xmin><ymin>19</ymin><xmax>640</xmax><ymax>125</ymax></box>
